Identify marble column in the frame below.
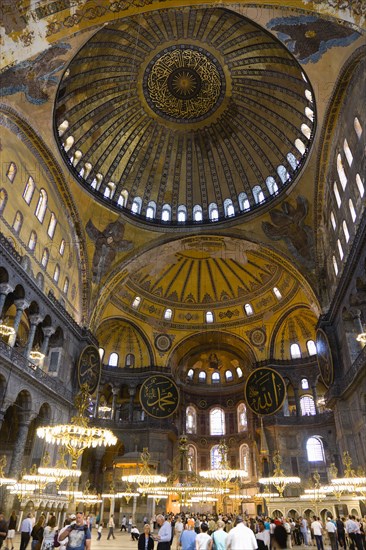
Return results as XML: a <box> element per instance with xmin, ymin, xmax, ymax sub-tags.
<box><xmin>293</xmin><ymin>386</ymin><xmax>300</xmax><ymax>416</ymax></box>
<box><xmin>0</xmin><ymin>283</ymin><xmax>14</xmax><ymax>317</ymax></box>
<box><xmin>128</xmin><ymin>387</ymin><xmax>136</xmax><ymax>423</ymax></box>
<box><xmin>8</xmin><ymin>299</ymin><xmax>29</xmax><ymax>347</ymax></box>
<box><xmin>9</xmin><ymin>414</ymin><xmax>35</xmax><ymax>478</ymax></box>
<box><xmin>24</xmin><ymin>314</ymin><xmax>43</xmax><ymax>359</ymax></box>
<box><xmin>311</xmin><ymin>385</ymin><xmax>319</xmax><ymax>414</ymax></box>
<box><xmin>40</xmin><ymin>326</ymin><xmax>55</xmax><ymax>367</ymax></box>
<box><xmin>94</xmin><ymin>389</ymin><xmax>100</xmax><ymax>419</ymax></box>
<box><xmin>351</xmin><ymin>309</ymin><xmax>365</xmax><ymax>348</ymax></box>
<box><xmin>111</xmin><ymin>387</ymin><xmax>119</xmax><ymax>421</ymax></box>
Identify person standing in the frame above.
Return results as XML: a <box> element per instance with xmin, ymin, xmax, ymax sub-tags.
<box><xmin>311</xmin><ymin>516</ymin><xmax>324</xmax><ymax>550</ymax></box>
<box><xmin>174</xmin><ymin>517</ymin><xmax>184</xmax><ymax>550</ymax></box>
<box><xmin>41</xmin><ymin>516</ymin><xmax>57</xmax><ymax>550</ymax></box>
<box><xmin>210</xmin><ymin>520</ymin><xmax>227</xmax><ymax>550</ymax></box>
<box><xmin>97</xmin><ymin>524</ymin><xmax>103</xmax><ymax>541</ymax></box>
<box><xmin>120</xmin><ymin>516</ymin><xmax>126</xmax><ymax>532</ymax></box>
<box><xmin>138</xmin><ymin>524</ymin><xmax>154</xmax><ymax>550</ymax></box>
<box><xmin>226</xmin><ymin>516</ymin><xmax>258</xmax><ymax>550</ymax></box>
<box><xmin>106</xmin><ymin>515</ymin><xmax>115</xmax><ymax>540</ymax></box>
<box><xmin>155</xmin><ymin>514</ymin><xmax>172</xmax><ymax>550</ymax></box>
<box><xmin>255</xmin><ymin>520</ymin><xmax>270</xmax><ymax>550</ymax></box>
<box><xmin>180</xmin><ymin>524</ymin><xmax>197</xmax><ymax>550</ymax></box>
<box><xmin>0</xmin><ymin>514</ymin><xmax>8</xmax><ymax>550</ymax></box>
<box><xmin>20</xmin><ymin>513</ymin><xmax>34</xmax><ymax>550</ymax></box>
<box><xmin>345</xmin><ymin>515</ymin><xmax>363</xmax><ymax>550</ymax></box>
<box><xmin>299</xmin><ymin>517</ymin><xmax>309</xmax><ymax>546</ymax></box>
<box><xmin>58</xmin><ymin>511</ymin><xmax>91</xmax><ymax>550</ymax></box>
<box><xmin>336</xmin><ymin>517</ymin><xmax>346</xmax><ymax>549</ymax></box>
<box><xmin>30</xmin><ymin>517</ymin><xmax>45</xmax><ymax>550</ymax></box>
<box><xmin>195</xmin><ymin>523</ymin><xmax>212</xmax><ymax>550</ymax></box>
<box><xmin>6</xmin><ymin>512</ymin><xmax>17</xmax><ymax>550</ymax></box>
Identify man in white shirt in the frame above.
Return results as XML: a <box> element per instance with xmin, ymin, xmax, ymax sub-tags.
<box><xmin>311</xmin><ymin>516</ymin><xmax>324</xmax><ymax>550</ymax></box>
<box><xmin>195</xmin><ymin>524</ymin><xmax>212</xmax><ymax>550</ymax></box>
<box><xmin>226</xmin><ymin>516</ymin><xmax>258</xmax><ymax>550</ymax></box>
<box><xmin>345</xmin><ymin>515</ymin><xmax>363</xmax><ymax>550</ymax></box>
<box><xmin>174</xmin><ymin>517</ymin><xmax>184</xmax><ymax>550</ymax></box>
<box><xmin>325</xmin><ymin>518</ymin><xmax>337</xmax><ymax>550</ymax></box>
<box><xmin>20</xmin><ymin>513</ymin><xmax>33</xmax><ymax>550</ymax></box>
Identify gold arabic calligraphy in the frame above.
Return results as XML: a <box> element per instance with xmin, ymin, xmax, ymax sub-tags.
<box><xmin>141</xmin><ymin>376</ymin><xmax>179</xmax><ymax>418</ymax></box>
<box><xmin>246</xmin><ymin>369</ymin><xmax>285</xmax><ymax>415</ymax></box>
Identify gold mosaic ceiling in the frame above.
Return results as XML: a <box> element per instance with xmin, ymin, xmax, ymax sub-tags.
<box><xmin>55</xmin><ymin>7</ymin><xmax>315</xmax><ymax>226</ymax></box>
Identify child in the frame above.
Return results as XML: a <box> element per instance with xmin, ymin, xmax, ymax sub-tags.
<box><xmin>97</xmin><ymin>523</ymin><xmax>103</xmax><ymax>541</ymax></box>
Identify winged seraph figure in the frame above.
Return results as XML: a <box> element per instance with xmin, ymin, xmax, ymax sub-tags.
<box><xmin>86</xmin><ymin>219</ymin><xmax>133</xmax><ymax>283</ymax></box>
<box><xmin>262</xmin><ymin>195</ymin><xmax>315</xmax><ymax>268</ymax></box>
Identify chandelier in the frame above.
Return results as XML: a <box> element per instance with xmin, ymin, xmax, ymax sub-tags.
<box><xmin>37</xmin><ymin>384</ymin><xmax>117</xmax><ymax>467</ymax></box>
<box><xmin>300</xmin><ymin>471</ymin><xmax>326</xmax><ymax>503</ymax></box>
<box><xmin>0</xmin><ymin>456</ymin><xmax>17</xmax><ymax>486</ymax></box>
<box><xmin>330</xmin><ymin>451</ymin><xmax>366</xmax><ymax>498</ymax></box>
<box><xmin>7</xmin><ymin>482</ymin><xmax>38</xmax><ymax>499</ymax></box>
<box><xmin>259</xmin><ymin>451</ymin><xmax>301</xmax><ymax>497</ymax></box>
<box><xmin>199</xmin><ymin>440</ymin><xmax>248</xmax><ymax>485</ymax></box>
<box><xmin>121</xmin><ymin>448</ymin><xmax>167</xmax><ymax>494</ymax></box>
<box><xmin>0</xmin><ymin>318</ymin><xmax>15</xmax><ymax>337</ymax></box>
<box><xmin>38</xmin><ymin>452</ymin><xmax>81</xmax><ymax>488</ymax></box>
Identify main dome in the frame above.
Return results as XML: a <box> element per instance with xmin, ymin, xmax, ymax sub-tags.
<box><xmin>55</xmin><ymin>7</ymin><xmax>315</xmax><ymax>227</ymax></box>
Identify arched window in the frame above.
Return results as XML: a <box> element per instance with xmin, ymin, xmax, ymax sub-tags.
<box><xmin>301</xmin><ymin>124</ymin><xmax>311</xmax><ymax>140</ymax></box>
<box><xmin>224</xmin><ymin>199</ymin><xmax>235</xmax><ymax>217</ymax></box>
<box><xmin>58</xmin><ymin>120</ymin><xmax>69</xmax><ymax>136</ymax></box>
<box><xmin>146</xmin><ymin>201</ymin><xmax>156</xmax><ymax>219</ymax></box>
<box><xmin>186</xmin><ymin>406</ymin><xmax>197</xmax><ymax>434</ymax></box>
<box><xmin>63</xmin><ymin>277</ymin><xmax>69</xmax><ymax>295</ymax></box>
<box><xmin>343</xmin><ymin>220</ymin><xmax>350</xmax><ymax>243</ymax></box>
<box><xmin>349</xmin><ymin>199</ymin><xmax>357</xmax><ymax>222</ymax></box>
<box><xmin>212</xmin><ymin>372</ymin><xmax>220</xmax><ymax>383</ymax></box>
<box><xmin>237</xmin><ymin>403</ymin><xmax>247</xmax><ymax>432</ymax></box>
<box><xmin>305</xmin><ymin>89</ymin><xmax>313</xmax><ymax>102</ymax></box>
<box><xmin>210</xmin><ymin>407</ymin><xmax>225</xmax><ymax>436</ymax></box>
<box><xmin>244</xmin><ymin>303</ymin><xmax>254</xmax><ymax>316</ymax></box>
<box><xmin>28</xmin><ymin>231</ymin><xmax>37</xmax><ymax>251</ymax></box>
<box><xmin>125</xmin><ymin>353</ymin><xmax>135</xmax><ymax>367</ymax></box>
<box><xmin>330</xmin><ymin>211</ymin><xmax>336</xmax><ymax>230</ymax></box>
<box><xmin>47</xmin><ymin>212</ymin><xmax>57</xmax><ymax>238</ymax></box>
<box><xmin>59</xmin><ymin>239</ymin><xmax>65</xmax><ymax>256</ymax></box>
<box><xmin>300</xmin><ymin>396</ymin><xmax>316</xmax><ymax>416</ymax></box>
<box><xmin>193</xmin><ymin>205</ymin><xmax>203</xmax><ymax>221</ymax></box>
<box><xmin>240</xmin><ymin>443</ymin><xmax>250</xmax><ymax>475</ymax></box>
<box><xmin>161</xmin><ymin>204</ymin><xmax>171</xmax><ymax>221</ymax></box>
<box><xmin>225</xmin><ymin>370</ymin><xmax>233</xmax><ymax>382</ymax></box>
<box><xmin>187</xmin><ymin>444</ymin><xmax>197</xmax><ymax>472</ymax></box>
<box><xmin>354</xmin><ymin>117</ymin><xmax>362</xmax><ymax>139</ymax></box>
<box><xmin>0</xmin><ymin>189</ymin><xmax>7</xmax><ymax>213</ymax></box>
<box><xmin>209</xmin><ymin>202</ymin><xmax>219</xmax><ymax>221</ymax></box>
<box><xmin>132</xmin><ymin>296</ymin><xmax>141</xmax><ymax>309</ymax></box>
<box><xmin>301</xmin><ymin>378</ymin><xmax>309</xmax><ymax>390</ymax></box>
<box><xmin>306</xmin><ymin>436</ymin><xmax>325</xmax><ymax>462</ymax></box>
<box><xmin>290</xmin><ymin>343</ymin><xmax>301</xmax><ymax>359</ymax></box>
<box><xmin>337</xmin><ymin>239</ymin><xmax>344</xmax><ymax>260</ymax></box>
<box><xmin>187</xmin><ymin>369</ymin><xmax>194</xmax><ymax>380</ymax></box>
<box><xmin>238</xmin><ymin>192</ymin><xmax>250</xmax><ymax>211</ymax></box>
<box><xmin>103</xmin><ymin>182</ymin><xmax>116</xmax><ymax>199</ymax></box>
<box><xmin>333</xmin><ymin>182</ymin><xmax>341</xmax><ymax>208</ymax></box>
<box><xmin>117</xmin><ymin>189</ymin><xmax>129</xmax><ymax>207</ymax></box>
<box><xmin>337</xmin><ymin>154</ymin><xmax>347</xmax><ymax>190</ymax></box>
<box><xmin>253</xmin><ymin>185</ymin><xmax>265</xmax><ymax>204</ymax></box>
<box><xmin>266</xmin><ymin>176</ymin><xmax>278</xmax><ymax>195</ymax></box>
<box><xmin>307</xmin><ymin>340</ymin><xmax>317</xmax><ymax>356</ymax></box>
<box><xmin>35</xmin><ymin>189</ymin><xmax>48</xmax><ymax>222</ymax></box>
<box><xmin>23</xmin><ymin>177</ymin><xmax>35</xmax><ymax>204</ymax></box>
<box><xmin>356</xmin><ymin>174</ymin><xmax>364</xmax><ymax>198</ymax></box>
<box><xmin>332</xmin><ymin>256</ymin><xmax>338</xmax><ymax>275</ymax></box>
<box><xmin>206</xmin><ymin>311</ymin><xmax>214</xmax><ymax>324</ymax></box>
<box><xmin>198</xmin><ymin>371</ymin><xmax>206</xmax><ymax>382</ymax></box>
<box><xmin>12</xmin><ymin>211</ymin><xmax>23</xmax><ymax>233</ymax></box>
<box><xmin>131</xmin><ymin>196</ymin><xmax>142</xmax><ymax>214</ymax></box>
<box><xmin>99</xmin><ymin>348</ymin><xmax>105</xmax><ymax>361</ymax></box>
<box><xmin>236</xmin><ymin>367</ymin><xmax>243</xmax><ymax>378</ymax></box>
<box><xmin>164</xmin><ymin>308</ymin><xmax>172</xmax><ymax>320</ymax></box>
<box><xmin>53</xmin><ymin>264</ymin><xmax>60</xmax><ymax>283</ymax></box>
<box><xmin>6</xmin><ymin>162</ymin><xmax>17</xmax><ymax>182</ymax></box>
<box><xmin>295</xmin><ymin>138</ymin><xmax>306</xmax><ymax>155</ymax></box>
<box><xmin>277</xmin><ymin>165</ymin><xmax>290</xmax><ymax>184</ymax></box>
<box><xmin>343</xmin><ymin>139</ymin><xmax>353</xmax><ymax>167</ymax></box>
<box><xmin>287</xmin><ymin>153</ymin><xmax>298</xmax><ymax>170</ymax></box>
<box><xmin>273</xmin><ymin>287</ymin><xmax>282</xmax><ymax>300</ymax></box>
<box><xmin>108</xmin><ymin>352</ymin><xmax>119</xmax><ymax>367</ymax></box>
<box><xmin>41</xmin><ymin>248</ymin><xmax>49</xmax><ymax>268</ymax></box>
<box><xmin>177</xmin><ymin>205</ymin><xmax>187</xmax><ymax>222</ymax></box>
<box><xmin>305</xmin><ymin>107</ymin><xmax>314</xmax><ymax>122</ymax></box>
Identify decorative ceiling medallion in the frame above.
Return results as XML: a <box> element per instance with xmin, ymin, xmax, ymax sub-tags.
<box><xmin>143</xmin><ymin>45</ymin><xmax>225</xmax><ymax>123</ymax></box>
<box><xmin>249</xmin><ymin>328</ymin><xmax>267</xmax><ymax>347</ymax></box>
<box><xmin>154</xmin><ymin>333</ymin><xmax>172</xmax><ymax>352</ymax></box>
<box><xmin>316</xmin><ymin>328</ymin><xmax>334</xmax><ymax>388</ymax></box>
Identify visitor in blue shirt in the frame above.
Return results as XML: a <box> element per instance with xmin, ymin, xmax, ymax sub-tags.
<box><xmin>180</xmin><ymin>524</ymin><xmax>197</xmax><ymax>550</ymax></box>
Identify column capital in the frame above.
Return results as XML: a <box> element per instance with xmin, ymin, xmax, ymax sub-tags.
<box><xmin>42</xmin><ymin>326</ymin><xmax>56</xmax><ymax>337</ymax></box>
<box><xmin>0</xmin><ymin>283</ymin><xmax>14</xmax><ymax>295</ymax></box>
<box><xmin>14</xmin><ymin>299</ymin><xmax>29</xmax><ymax>311</ymax></box>
<box><xmin>18</xmin><ymin>410</ymin><xmax>37</xmax><ymax>425</ymax></box>
<box><xmin>112</xmin><ymin>387</ymin><xmax>119</xmax><ymax>396</ymax></box>
<box><xmin>29</xmin><ymin>313</ymin><xmax>43</xmax><ymax>325</ymax></box>
<box><xmin>350</xmin><ymin>308</ymin><xmax>362</xmax><ymax>319</ymax></box>
<box><xmin>128</xmin><ymin>387</ymin><xmax>136</xmax><ymax>397</ymax></box>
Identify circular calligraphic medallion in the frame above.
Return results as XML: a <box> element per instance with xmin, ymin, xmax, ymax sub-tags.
<box><xmin>154</xmin><ymin>334</ymin><xmax>172</xmax><ymax>352</ymax></box>
<box><xmin>244</xmin><ymin>367</ymin><xmax>286</xmax><ymax>415</ymax></box>
<box><xmin>77</xmin><ymin>345</ymin><xmax>101</xmax><ymax>394</ymax></box>
<box><xmin>139</xmin><ymin>375</ymin><xmax>179</xmax><ymax>419</ymax></box>
<box><xmin>250</xmin><ymin>328</ymin><xmax>266</xmax><ymax>347</ymax></box>
<box><xmin>316</xmin><ymin>328</ymin><xmax>334</xmax><ymax>387</ymax></box>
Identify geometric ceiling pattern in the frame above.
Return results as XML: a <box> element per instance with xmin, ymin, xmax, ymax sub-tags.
<box><xmin>55</xmin><ymin>7</ymin><xmax>315</xmax><ymax>226</ymax></box>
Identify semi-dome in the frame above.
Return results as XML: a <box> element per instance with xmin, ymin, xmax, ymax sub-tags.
<box><xmin>55</xmin><ymin>6</ymin><xmax>315</xmax><ymax>227</ymax></box>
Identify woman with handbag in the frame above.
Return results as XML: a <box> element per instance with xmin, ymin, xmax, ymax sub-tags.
<box><xmin>31</xmin><ymin>518</ymin><xmax>45</xmax><ymax>550</ymax></box>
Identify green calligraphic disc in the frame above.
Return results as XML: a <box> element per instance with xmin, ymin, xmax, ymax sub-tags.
<box><xmin>77</xmin><ymin>345</ymin><xmax>101</xmax><ymax>394</ymax></box>
<box><xmin>244</xmin><ymin>367</ymin><xmax>286</xmax><ymax>415</ymax></box>
<box><xmin>139</xmin><ymin>375</ymin><xmax>180</xmax><ymax>419</ymax></box>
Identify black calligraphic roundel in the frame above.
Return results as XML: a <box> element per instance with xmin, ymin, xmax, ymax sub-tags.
<box><xmin>244</xmin><ymin>367</ymin><xmax>286</xmax><ymax>415</ymax></box>
<box><xmin>139</xmin><ymin>375</ymin><xmax>180</xmax><ymax>419</ymax></box>
<box><xmin>77</xmin><ymin>345</ymin><xmax>101</xmax><ymax>394</ymax></box>
<box><xmin>316</xmin><ymin>328</ymin><xmax>334</xmax><ymax>388</ymax></box>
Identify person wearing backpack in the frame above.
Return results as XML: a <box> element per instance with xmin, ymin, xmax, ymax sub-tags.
<box><xmin>58</xmin><ymin>512</ymin><xmax>91</xmax><ymax>550</ymax></box>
